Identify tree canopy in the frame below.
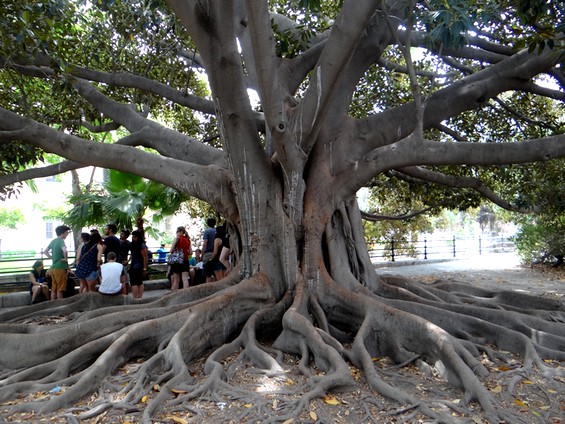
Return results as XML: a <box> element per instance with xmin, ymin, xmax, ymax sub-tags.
<box><xmin>0</xmin><ymin>1</ymin><xmax>564</xmax><ymax>423</ymax></box>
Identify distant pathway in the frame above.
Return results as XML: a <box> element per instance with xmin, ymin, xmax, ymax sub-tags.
<box><xmin>375</xmin><ymin>252</ymin><xmax>564</xmax><ymax>297</ymax></box>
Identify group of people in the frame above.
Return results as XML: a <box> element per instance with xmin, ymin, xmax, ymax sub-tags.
<box><xmin>165</xmin><ymin>218</ymin><xmax>232</xmax><ymax>290</ymax></box>
<box><xmin>32</xmin><ymin>224</ymin><xmax>149</xmax><ymax>304</ymax></box>
<box><xmin>74</xmin><ymin>225</ymin><xmax>148</xmax><ymax>299</ymax></box>
<box><xmin>29</xmin><ymin>217</ymin><xmax>234</xmax><ymax>304</ymax></box>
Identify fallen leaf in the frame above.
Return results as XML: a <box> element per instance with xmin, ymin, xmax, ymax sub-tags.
<box><xmin>170</xmin><ymin>388</ymin><xmax>188</xmax><ymax>394</ymax></box>
<box><xmin>244</xmin><ymin>403</ymin><xmax>252</xmax><ymax>408</ymax></box>
<box><xmin>310</xmin><ymin>411</ymin><xmax>318</xmax><ymax>420</ymax></box>
<box><xmin>522</xmin><ymin>379</ymin><xmax>533</xmax><ymax>385</ymax></box>
<box><xmin>153</xmin><ymin>384</ymin><xmax>161</xmax><ymax>391</ymax></box>
<box><xmin>282</xmin><ymin>419</ymin><xmax>294</xmax><ymax>424</ymax></box>
<box><xmin>141</xmin><ymin>395</ymin><xmax>148</xmax><ymax>403</ymax></box>
<box><xmin>164</xmin><ymin>416</ymin><xmax>188</xmax><ymax>424</ymax></box>
<box><xmin>324</xmin><ymin>395</ymin><xmax>341</xmax><ymax>405</ymax></box>
<box><xmin>514</xmin><ymin>399</ymin><xmax>527</xmax><ymax>407</ymax></box>
<box><xmin>285</xmin><ymin>378</ymin><xmax>295</xmax><ymax>386</ymax></box>
<box><xmin>491</xmin><ymin>385</ymin><xmax>503</xmax><ymax>393</ymax></box>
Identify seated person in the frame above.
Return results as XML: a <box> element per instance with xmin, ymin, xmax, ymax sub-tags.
<box><xmin>29</xmin><ymin>260</ymin><xmax>50</xmax><ymax>304</ymax></box>
<box><xmin>65</xmin><ymin>269</ymin><xmax>77</xmax><ymax>298</ymax></box>
<box><xmin>189</xmin><ymin>249</ymin><xmax>206</xmax><ymax>286</ymax></box>
<box><xmin>156</xmin><ymin>244</ymin><xmax>168</xmax><ymax>263</ymax></box>
<box><xmin>98</xmin><ymin>252</ymin><xmax>126</xmax><ymax>295</ymax></box>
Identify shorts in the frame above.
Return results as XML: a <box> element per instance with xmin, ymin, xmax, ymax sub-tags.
<box><xmin>213</xmin><ymin>261</ymin><xmax>227</xmax><ymax>271</ymax></box>
<box><xmin>128</xmin><ymin>268</ymin><xmax>145</xmax><ymax>286</ymax></box>
<box><xmin>171</xmin><ymin>262</ymin><xmax>189</xmax><ymax>274</ymax></box>
<box><xmin>50</xmin><ymin>268</ymin><xmax>68</xmax><ymax>293</ymax></box>
<box><xmin>86</xmin><ymin>270</ymin><xmax>99</xmax><ymax>281</ymax></box>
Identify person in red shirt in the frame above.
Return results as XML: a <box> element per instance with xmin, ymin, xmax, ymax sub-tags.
<box><xmin>169</xmin><ymin>226</ymin><xmax>192</xmax><ymax>290</ymax></box>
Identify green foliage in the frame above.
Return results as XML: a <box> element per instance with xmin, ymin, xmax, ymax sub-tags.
<box><xmin>1</xmin><ymin>0</ymin><xmax>564</xmax><ymax>243</ymax></box>
<box><xmin>513</xmin><ymin>215</ymin><xmax>565</xmax><ymax>264</ymax></box>
<box><xmin>0</xmin><ymin>0</ymin><xmax>215</xmax><ymax>143</ymax></box>
<box><xmin>270</xmin><ymin>0</ymin><xmax>334</xmax><ymax>58</ymax></box>
<box><xmin>64</xmin><ymin>169</ymin><xmax>189</xmax><ymax>234</ymax></box>
<box><xmin>0</xmin><ymin>207</ymin><xmax>25</xmax><ymax>229</ymax></box>
<box><xmin>509</xmin><ymin>158</ymin><xmax>565</xmax><ymax>264</ymax></box>
<box><xmin>422</xmin><ymin>0</ymin><xmax>475</xmax><ymax>48</ymax></box>
<box><xmin>513</xmin><ymin>0</ymin><xmax>565</xmax><ymax>53</ymax></box>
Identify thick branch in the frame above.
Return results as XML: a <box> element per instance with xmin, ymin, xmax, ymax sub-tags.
<box><xmin>296</xmin><ymin>0</ymin><xmax>380</xmax><ymax>155</ymax></box>
<box><xmin>0</xmin><ymin>57</ymin><xmax>216</xmax><ymax>116</ymax></box>
<box><xmin>360</xmin><ymin>48</ymin><xmax>562</xmax><ymax>153</ymax></box>
<box><xmin>71</xmin><ymin>79</ymin><xmax>223</xmax><ymax>165</ymax></box>
<box><xmin>360</xmin><ymin>206</ymin><xmax>437</xmax><ymax>222</ymax></box>
<box><xmin>367</xmin><ymin>135</ymin><xmax>565</xmax><ymax>173</ymax></box>
<box><xmin>244</xmin><ymin>1</ymin><xmax>285</xmax><ymax>133</ymax></box>
<box><xmin>0</xmin><ymin>161</ymin><xmax>84</xmax><ymax>190</ymax></box>
<box><xmin>0</xmin><ymin>108</ymin><xmax>234</xmax><ymax>210</ymax></box>
<box><xmin>393</xmin><ymin>167</ymin><xmax>539</xmax><ymax>213</ymax></box>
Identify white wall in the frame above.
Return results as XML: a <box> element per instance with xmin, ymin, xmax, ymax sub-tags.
<box><xmin>1</xmin><ymin>175</ymin><xmax>78</xmax><ymax>254</ymax></box>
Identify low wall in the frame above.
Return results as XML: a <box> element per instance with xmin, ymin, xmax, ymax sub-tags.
<box><xmin>0</xmin><ymin>279</ymin><xmax>171</xmax><ymax>309</ymax></box>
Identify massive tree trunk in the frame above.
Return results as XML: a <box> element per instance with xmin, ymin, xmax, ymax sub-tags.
<box><xmin>1</xmin><ymin>1</ymin><xmax>565</xmax><ymax>423</ymax></box>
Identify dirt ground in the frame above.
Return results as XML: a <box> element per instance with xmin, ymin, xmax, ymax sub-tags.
<box><xmin>1</xmin><ymin>257</ymin><xmax>564</xmax><ymax>424</ymax></box>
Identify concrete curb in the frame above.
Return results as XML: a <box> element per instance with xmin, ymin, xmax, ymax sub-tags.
<box><xmin>373</xmin><ymin>258</ymin><xmax>457</xmax><ymax>268</ymax></box>
<box><xmin>0</xmin><ymin>279</ymin><xmax>171</xmax><ymax>309</ymax></box>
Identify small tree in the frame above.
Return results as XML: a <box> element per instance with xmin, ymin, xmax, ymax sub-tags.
<box><xmin>514</xmin><ymin>215</ymin><xmax>565</xmax><ymax>265</ymax></box>
<box><xmin>64</xmin><ymin>170</ymin><xmax>188</xmax><ymax>239</ymax></box>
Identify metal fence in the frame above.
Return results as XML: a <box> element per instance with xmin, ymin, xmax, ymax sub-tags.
<box><xmin>367</xmin><ymin>236</ymin><xmax>515</xmax><ymax>262</ymax></box>
<box><xmin>0</xmin><ymin>246</ymin><xmax>162</xmax><ymax>281</ymax></box>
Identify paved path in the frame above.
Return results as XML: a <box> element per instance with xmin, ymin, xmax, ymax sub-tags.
<box><xmin>375</xmin><ymin>252</ymin><xmax>522</xmax><ymax>276</ymax></box>
<box><xmin>375</xmin><ymin>252</ymin><xmax>564</xmax><ymax>297</ymax></box>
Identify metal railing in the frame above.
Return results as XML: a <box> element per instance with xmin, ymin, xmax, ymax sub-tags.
<box><xmin>0</xmin><ymin>246</ymin><xmax>163</xmax><ymax>281</ymax></box>
<box><xmin>367</xmin><ymin>236</ymin><xmax>515</xmax><ymax>262</ymax></box>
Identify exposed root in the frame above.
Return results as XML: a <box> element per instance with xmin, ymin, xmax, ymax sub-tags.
<box><xmin>0</xmin><ymin>274</ymin><xmax>275</xmax><ymax>420</ymax></box>
<box><xmin>1</xmin><ymin>267</ymin><xmax>564</xmax><ymax>423</ymax></box>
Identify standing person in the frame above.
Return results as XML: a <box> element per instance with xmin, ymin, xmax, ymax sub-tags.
<box><xmin>201</xmin><ymin>218</ymin><xmax>216</xmax><ymax>282</ymax></box>
<box><xmin>99</xmin><ymin>252</ymin><xmax>126</xmax><ymax>295</ymax></box>
<box><xmin>75</xmin><ymin>231</ymin><xmax>104</xmax><ymax>292</ymax></box>
<box><xmin>128</xmin><ymin>229</ymin><xmax>148</xmax><ymax>299</ymax></box>
<box><xmin>119</xmin><ymin>229</ymin><xmax>131</xmax><ymax>292</ymax></box>
<box><xmin>74</xmin><ymin>232</ymin><xmax>90</xmax><ymax>267</ymax></box>
<box><xmin>103</xmin><ymin>224</ymin><xmax>120</xmax><ymax>263</ymax></box>
<box><xmin>42</xmin><ymin>225</ymin><xmax>71</xmax><ymax>300</ymax></box>
<box><xmin>169</xmin><ymin>226</ymin><xmax>192</xmax><ymax>290</ymax></box>
<box><xmin>219</xmin><ymin>222</ymin><xmax>232</xmax><ymax>274</ymax></box>
<box><xmin>29</xmin><ymin>260</ymin><xmax>50</xmax><ymax>304</ymax></box>
<box><xmin>210</xmin><ymin>224</ymin><xmax>227</xmax><ymax>281</ymax></box>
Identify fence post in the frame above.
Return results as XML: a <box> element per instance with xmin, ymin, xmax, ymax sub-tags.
<box><xmin>390</xmin><ymin>239</ymin><xmax>395</xmax><ymax>262</ymax></box>
<box><xmin>424</xmin><ymin>238</ymin><xmax>428</xmax><ymax>259</ymax></box>
<box><xmin>453</xmin><ymin>236</ymin><xmax>456</xmax><ymax>257</ymax></box>
<box><xmin>478</xmin><ymin>236</ymin><xmax>482</xmax><ymax>255</ymax></box>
